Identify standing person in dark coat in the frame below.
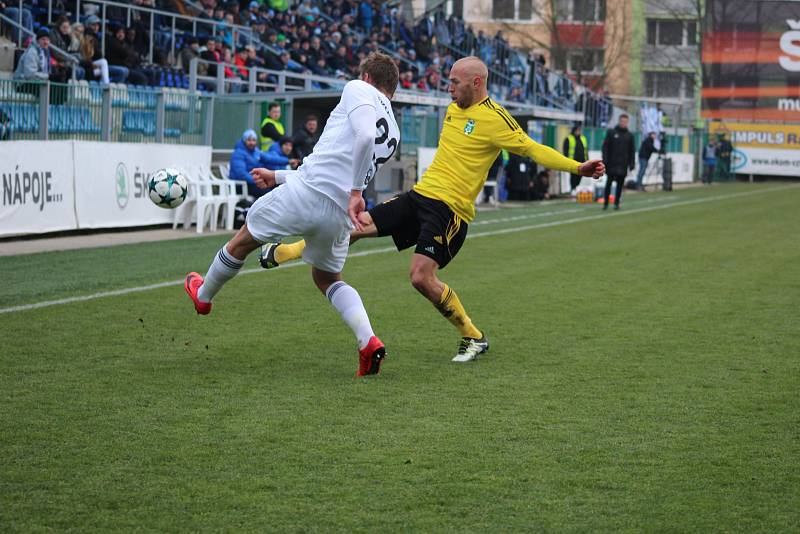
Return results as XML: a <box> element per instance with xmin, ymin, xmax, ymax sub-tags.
<box><xmin>601</xmin><ymin>114</ymin><xmax>635</xmax><ymax>210</ymax></box>
<box><xmin>635</xmin><ymin>131</ymin><xmax>658</xmax><ymax>190</ymax></box>
<box><xmin>714</xmin><ymin>132</ymin><xmax>733</xmax><ymax>181</ymax></box>
<box><xmin>562</xmin><ymin>125</ymin><xmax>587</xmax><ymax>193</ymax></box>
<box><xmin>291</xmin><ymin>114</ymin><xmax>319</xmax><ymax>161</ymax></box>
<box><xmin>702</xmin><ymin>138</ymin><xmax>716</xmax><ymax>184</ymax></box>
<box><xmin>505</xmin><ymin>152</ymin><xmax>536</xmax><ymax>201</ymax></box>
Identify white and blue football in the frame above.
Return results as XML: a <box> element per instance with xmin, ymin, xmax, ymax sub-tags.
<box><xmin>148</xmin><ymin>168</ymin><xmax>188</xmax><ymax>209</ymax></box>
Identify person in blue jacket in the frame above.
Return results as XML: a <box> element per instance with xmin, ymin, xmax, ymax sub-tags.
<box><xmin>229</xmin><ymin>130</ymin><xmax>297</xmax><ymax>198</ymax></box>
<box><xmin>264</xmin><ymin>136</ymin><xmax>297</xmax><ymax>171</ymax></box>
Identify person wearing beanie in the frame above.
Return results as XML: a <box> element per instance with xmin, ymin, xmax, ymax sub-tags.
<box><xmin>264</xmin><ymin>135</ymin><xmax>298</xmax><ymax>171</ymax></box>
<box><xmin>14</xmin><ymin>27</ymin><xmax>67</xmax><ymax>83</ymax></box>
<box><xmin>229</xmin><ymin>130</ymin><xmax>298</xmax><ymax>197</ymax></box>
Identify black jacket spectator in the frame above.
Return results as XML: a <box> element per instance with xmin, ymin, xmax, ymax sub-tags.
<box><xmin>107</xmin><ymin>27</ymin><xmax>148</xmax><ymax>85</ymax></box>
<box><xmin>505</xmin><ymin>153</ymin><xmax>536</xmax><ymax>201</ymax></box>
<box><xmin>180</xmin><ymin>38</ymin><xmax>201</xmax><ymax>72</ymax></box>
<box><xmin>107</xmin><ymin>30</ymin><xmax>139</xmax><ymax>69</ymax></box>
<box><xmin>532</xmin><ymin>170</ymin><xmax>551</xmax><ymax>200</ymax></box>
<box><xmin>415</xmin><ymin>34</ymin><xmax>432</xmax><ymax>62</ymax></box>
<box><xmin>48</xmin><ymin>17</ymin><xmax>73</xmax><ymax>63</ymax></box>
<box><xmin>311</xmin><ymin>57</ymin><xmax>331</xmax><ymax>76</ymax></box>
<box><xmin>328</xmin><ymin>46</ymin><xmax>348</xmax><ymax>72</ymax></box>
<box><xmin>601</xmin><ymin>118</ymin><xmax>635</xmax><ymax>209</ymax></box>
<box><xmin>602</xmin><ymin>124</ymin><xmax>635</xmax><ymax>177</ymax></box>
<box><xmin>638</xmin><ymin>135</ymin><xmax>659</xmax><ymax>161</ymax></box>
<box><xmin>201</xmin><ymin>39</ymin><xmax>221</xmax><ymax>78</ymax></box>
<box><xmin>291</xmin><ymin>116</ymin><xmax>319</xmax><ymax>161</ymax></box>
<box><xmin>263</xmin><ymin>50</ymin><xmax>284</xmax><ymax>71</ymax></box>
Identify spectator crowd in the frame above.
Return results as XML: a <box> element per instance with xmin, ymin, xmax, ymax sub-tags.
<box><xmin>5</xmin><ymin>0</ymin><xmax>612</xmax><ymax>124</ymax></box>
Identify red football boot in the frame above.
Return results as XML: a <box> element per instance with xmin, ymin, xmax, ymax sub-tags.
<box><xmin>357</xmin><ymin>336</ymin><xmax>386</xmax><ymax>377</ymax></box>
<box><xmin>184</xmin><ymin>272</ymin><xmax>212</xmax><ymax>315</ymax></box>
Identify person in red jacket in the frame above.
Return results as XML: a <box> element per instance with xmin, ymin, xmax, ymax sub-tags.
<box><xmin>232</xmin><ymin>47</ymin><xmax>249</xmax><ymax>81</ymax></box>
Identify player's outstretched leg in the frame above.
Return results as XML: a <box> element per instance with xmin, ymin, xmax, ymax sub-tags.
<box><xmin>259</xmin><ymin>240</ymin><xmax>305</xmax><ymax>269</ymax></box>
<box><xmin>261</xmin><ymin>213</ymin><xmax>378</xmax><ymax>269</ymax></box>
<box><xmin>312</xmin><ymin>268</ymin><xmax>385</xmax><ymax>376</ymax></box>
<box><xmin>409</xmin><ymin>254</ymin><xmax>488</xmax><ymax>362</ymax></box>
<box><xmin>185</xmin><ymin>224</ymin><xmax>261</xmax><ymax>314</ymax></box>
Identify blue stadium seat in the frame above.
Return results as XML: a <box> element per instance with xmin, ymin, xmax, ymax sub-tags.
<box><xmin>121</xmin><ymin>109</ymin><xmax>156</xmax><ymax>135</ymax></box>
<box><xmin>42</xmin><ymin>106</ymin><xmax>101</xmax><ymax>135</ymax></box>
<box><xmin>4</xmin><ymin>103</ymin><xmax>39</xmax><ymax>133</ymax></box>
<box><xmin>78</xmin><ymin>108</ymin><xmax>101</xmax><ymax>134</ymax></box>
<box><xmin>87</xmin><ymin>81</ymin><xmax>103</xmax><ymax>104</ymax></box>
<box><xmin>110</xmin><ymin>84</ymin><xmax>129</xmax><ymax>108</ymax></box>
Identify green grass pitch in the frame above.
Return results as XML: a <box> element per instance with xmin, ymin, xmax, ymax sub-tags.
<box><xmin>1</xmin><ymin>182</ymin><xmax>798</xmax><ymax>532</ymax></box>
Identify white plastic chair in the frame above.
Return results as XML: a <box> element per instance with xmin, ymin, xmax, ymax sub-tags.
<box><xmin>197</xmin><ymin>163</ymin><xmax>242</xmax><ymax>231</ymax></box>
<box><xmin>214</xmin><ymin>163</ymin><xmax>246</xmax><ymax>201</ymax></box>
<box><xmin>217</xmin><ymin>162</ymin><xmax>230</xmax><ymax>180</ymax></box>
<box><xmin>172</xmin><ymin>166</ymin><xmax>223</xmax><ymax>233</ymax></box>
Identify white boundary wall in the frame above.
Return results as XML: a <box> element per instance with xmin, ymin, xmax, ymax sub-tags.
<box><xmin>418</xmin><ymin>147</ymin><xmax>695</xmax><ymax>194</ymax></box>
<box><xmin>561</xmin><ymin>150</ymin><xmax>695</xmax><ymax>192</ymax></box>
<box><xmin>0</xmin><ymin>141</ymin><xmax>211</xmax><ymax>237</ymax></box>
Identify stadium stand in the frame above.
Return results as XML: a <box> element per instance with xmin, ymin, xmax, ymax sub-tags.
<box><xmin>1</xmin><ymin>0</ymin><xmax>613</xmax><ymax>131</ymax></box>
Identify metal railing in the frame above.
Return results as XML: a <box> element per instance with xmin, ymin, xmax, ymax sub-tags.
<box><xmin>188</xmin><ymin>57</ymin><xmax>348</xmax><ymax>95</ymax></box>
<box><xmin>315</xmin><ymin>1</ymin><xmax>580</xmax><ymax>112</ymax></box>
<box><xmin>0</xmin><ymin>78</ymin><xmax>212</xmax><ymax>144</ymax></box>
<box><xmin>417</xmin><ymin>0</ymin><xmax>449</xmax><ymax>20</ymax></box>
<box><xmin>0</xmin><ymin>12</ymin><xmax>79</xmax><ymax>78</ymax></box>
<box><xmin>31</xmin><ymin>0</ymin><xmax>578</xmax><ymax>110</ymax></box>
<box><xmin>406</xmin><ymin>6</ymin><xmax>610</xmax><ymax>116</ymax></box>
<box><xmin>46</xmin><ymin>0</ymin><xmax>259</xmax><ymax>64</ymax></box>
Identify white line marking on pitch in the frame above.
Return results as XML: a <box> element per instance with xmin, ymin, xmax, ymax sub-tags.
<box><xmin>471</xmin><ymin>194</ymin><xmax>676</xmax><ymax>226</ymax></box>
<box><xmin>1</xmin><ymin>185</ymin><xmax>796</xmax><ymax>315</ymax></box>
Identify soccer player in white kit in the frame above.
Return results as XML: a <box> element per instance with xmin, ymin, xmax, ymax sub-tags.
<box><xmin>184</xmin><ymin>52</ymin><xmax>400</xmax><ymax>377</ymax></box>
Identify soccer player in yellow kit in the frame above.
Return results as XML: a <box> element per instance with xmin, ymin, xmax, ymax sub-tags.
<box><xmin>261</xmin><ymin>57</ymin><xmax>605</xmax><ymax>362</ymax></box>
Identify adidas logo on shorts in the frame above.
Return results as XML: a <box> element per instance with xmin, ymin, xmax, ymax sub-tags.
<box><xmin>425</xmin><ymin>246</ymin><xmax>435</xmax><ymax>255</ymax></box>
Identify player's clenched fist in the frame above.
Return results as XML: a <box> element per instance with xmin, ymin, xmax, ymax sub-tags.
<box><xmin>348</xmin><ymin>190</ymin><xmax>366</xmax><ymax>231</ymax></box>
<box><xmin>578</xmin><ymin>159</ymin><xmax>606</xmax><ymax>178</ymax></box>
<box><xmin>250</xmin><ymin>168</ymin><xmax>276</xmax><ymax>189</ymax></box>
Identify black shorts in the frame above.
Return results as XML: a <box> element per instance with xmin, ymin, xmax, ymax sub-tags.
<box><xmin>368</xmin><ymin>190</ymin><xmax>468</xmax><ymax>269</ymax></box>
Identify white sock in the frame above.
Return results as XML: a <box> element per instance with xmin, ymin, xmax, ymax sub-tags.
<box><xmin>198</xmin><ymin>246</ymin><xmax>244</xmax><ymax>303</ymax></box>
<box><xmin>326</xmin><ymin>281</ymin><xmax>375</xmax><ymax>349</ymax></box>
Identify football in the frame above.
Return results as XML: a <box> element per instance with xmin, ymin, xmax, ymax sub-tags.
<box><xmin>148</xmin><ymin>168</ymin><xmax>188</xmax><ymax>209</ymax></box>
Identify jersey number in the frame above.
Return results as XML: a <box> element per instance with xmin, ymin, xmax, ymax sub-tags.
<box><xmin>374</xmin><ymin>117</ymin><xmax>398</xmax><ymax>166</ymax></box>
<box><xmin>364</xmin><ymin>118</ymin><xmax>398</xmax><ymax>186</ymax></box>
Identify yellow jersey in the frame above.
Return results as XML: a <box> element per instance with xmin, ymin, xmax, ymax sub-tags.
<box><xmin>413</xmin><ymin>97</ymin><xmax>582</xmax><ymax>222</ymax></box>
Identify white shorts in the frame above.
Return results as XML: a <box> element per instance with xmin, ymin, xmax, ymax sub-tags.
<box><xmin>246</xmin><ymin>178</ymin><xmax>352</xmax><ymax>273</ymax></box>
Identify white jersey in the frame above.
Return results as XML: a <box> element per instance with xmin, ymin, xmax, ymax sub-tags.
<box><xmin>295</xmin><ymin>79</ymin><xmax>400</xmax><ymax>212</ymax></box>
